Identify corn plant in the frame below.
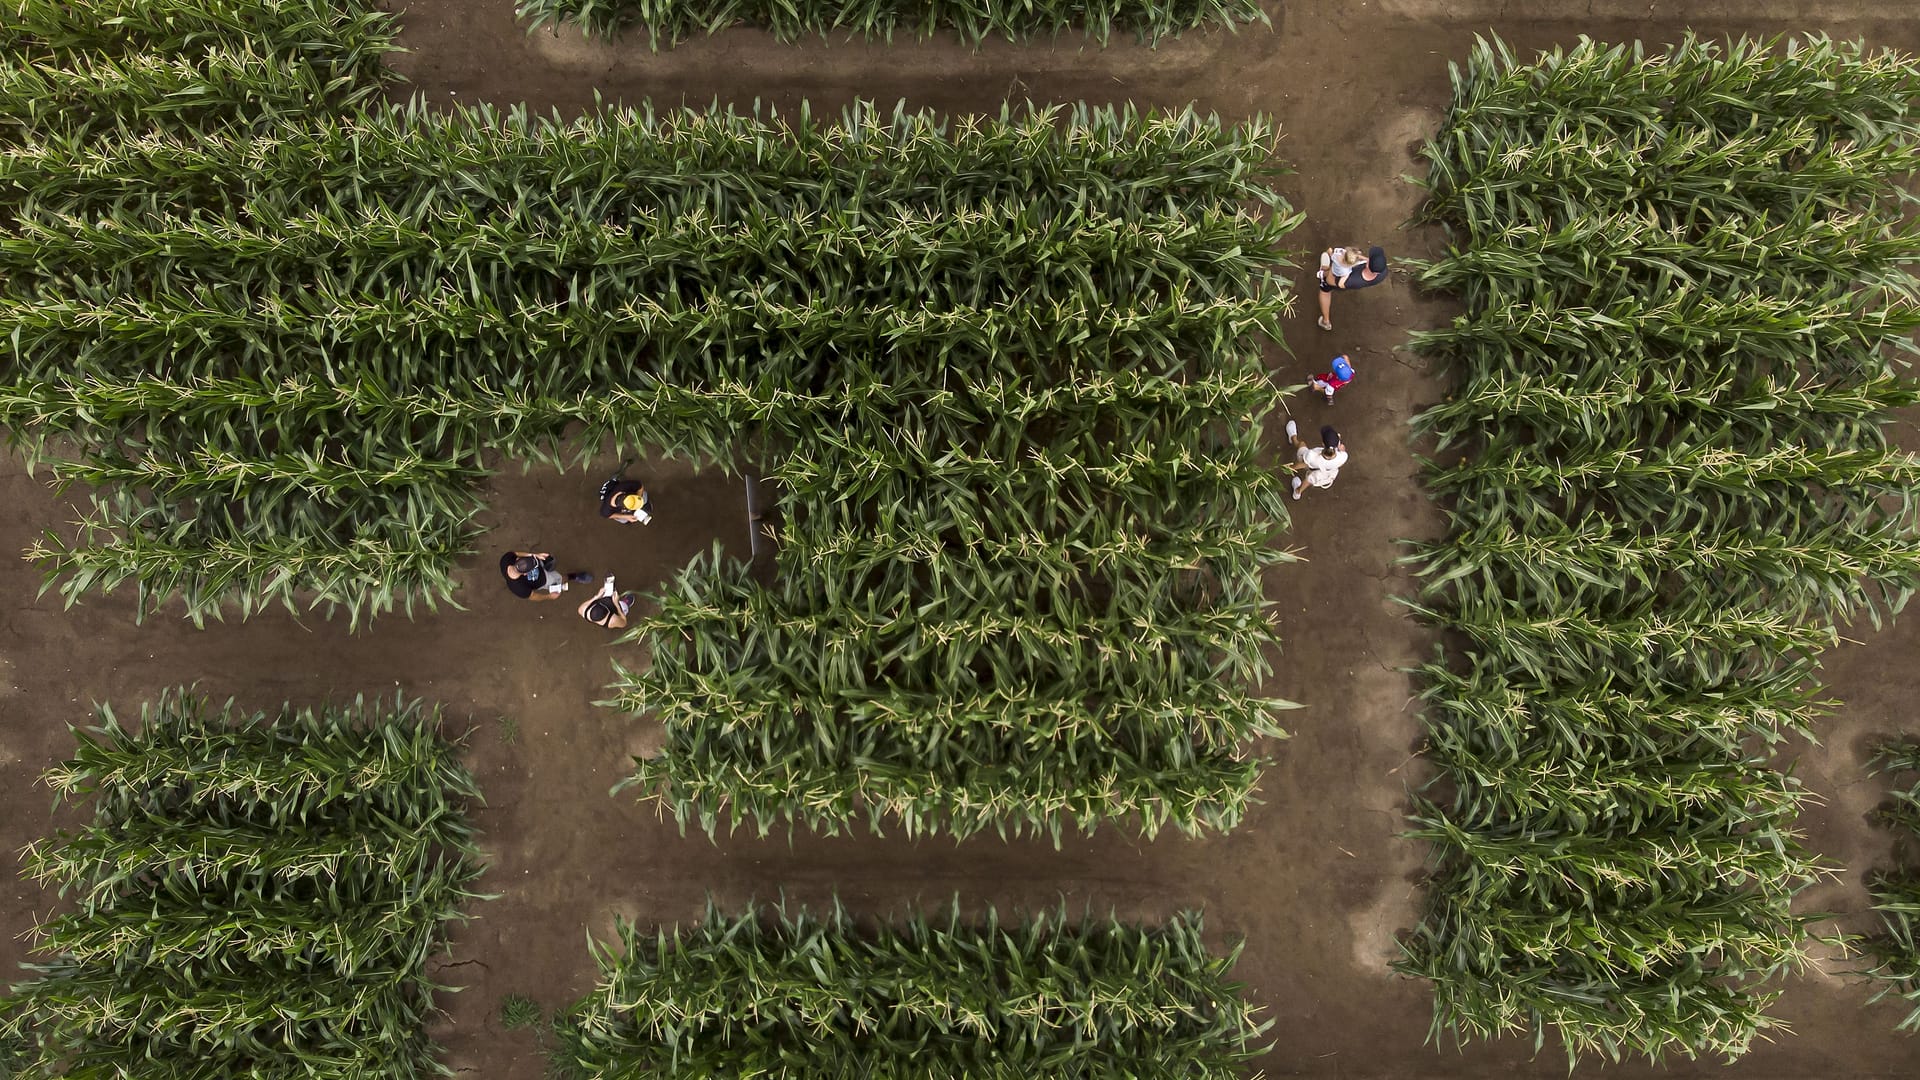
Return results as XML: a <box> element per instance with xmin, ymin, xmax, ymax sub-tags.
<box><xmin>6</xmin><ymin>0</ymin><xmax>400</xmax><ymax>63</ymax></box>
<box><xmin>1399</xmin><ymin>33</ymin><xmax>1920</xmax><ymax>1067</ymax></box>
<box><xmin>0</xmin><ymin>0</ymin><xmax>400</xmax><ymax>138</ymax></box>
<box><xmin>3</xmin><ymin>101</ymin><xmax>1286</xmax><ymax>225</ymax></box>
<box><xmin>0</xmin><ymin>691</ymin><xmax>486</xmax><ymax>1080</ymax></box>
<box><xmin>516</xmin><ymin>0</ymin><xmax>1267</xmax><ymax>48</ymax></box>
<box><xmin>1857</xmin><ymin>738</ymin><xmax>1920</xmax><ymax>1033</ymax></box>
<box><xmin>28</xmin><ymin>486</ymin><xmax>480</xmax><ymax>628</ymax></box>
<box><xmin>550</xmin><ymin>901</ymin><xmax>1270</xmax><ymax>1079</ymax></box>
<box><xmin>0</xmin><ymin>44</ymin><xmax>377</xmax><ymax>137</ymax></box>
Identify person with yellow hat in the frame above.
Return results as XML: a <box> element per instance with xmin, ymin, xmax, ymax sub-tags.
<box><xmin>599</xmin><ymin>473</ymin><xmax>653</xmax><ymax>524</ymax></box>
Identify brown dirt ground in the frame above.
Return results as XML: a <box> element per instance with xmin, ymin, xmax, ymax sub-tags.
<box><xmin>6</xmin><ymin>1</ymin><xmax>1920</xmax><ymax>1077</ymax></box>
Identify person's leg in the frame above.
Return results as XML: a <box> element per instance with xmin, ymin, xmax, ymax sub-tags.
<box><xmin>1317</xmin><ymin>285</ymin><xmax>1333</xmax><ymax>330</ymax></box>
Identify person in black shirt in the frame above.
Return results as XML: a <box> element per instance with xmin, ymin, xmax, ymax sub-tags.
<box><xmin>599</xmin><ymin>475</ymin><xmax>653</xmax><ymax>524</ymax></box>
<box><xmin>578</xmin><ymin>577</ymin><xmax>639</xmax><ymax>629</ymax></box>
<box><xmin>1315</xmin><ymin>244</ymin><xmax>1387</xmax><ymax>331</ymax></box>
<box><xmin>500</xmin><ymin>551</ymin><xmax>593</xmax><ymax>602</ymax></box>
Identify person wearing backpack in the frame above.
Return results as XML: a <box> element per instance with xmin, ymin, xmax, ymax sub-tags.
<box><xmin>500</xmin><ymin>551</ymin><xmax>594</xmax><ymax>601</ymax></box>
<box><xmin>599</xmin><ymin>473</ymin><xmax>653</xmax><ymax>524</ymax></box>
<box><xmin>1310</xmin><ymin>354</ymin><xmax>1356</xmax><ymax>401</ymax></box>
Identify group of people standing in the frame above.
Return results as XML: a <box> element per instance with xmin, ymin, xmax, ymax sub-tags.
<box><xmin>1290</xmin><ymin>241</ymin><xmax>1388</xmax><ymax>504</ymax></box>
<box><xmin>499</xmin><ymin>473</ymin><xmax>654</xmax><ymax>629</ymax></box>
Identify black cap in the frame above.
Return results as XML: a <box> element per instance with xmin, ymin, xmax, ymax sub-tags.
<box><xmin>1321</xmin><ymin>426</ymin><xmax>1340</xmax><ymax>451</ymax></box>
<box><xmin>513</xmin><ymin>555</ymin><xmax>541</xmax><ymax>576</ymax></box>
<box><xmin>1368</xmin><ymin>246</ymin><xmax>1387</xmax><ymax>273</ymax></box>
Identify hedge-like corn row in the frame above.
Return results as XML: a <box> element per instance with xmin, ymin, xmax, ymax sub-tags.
<box><xmin>1860</xmin><ymin>739</ymin><xmax>1920</xmax><ymax>1033</ymax></box>
<box><xmin>0</xmin><ymin>693</ymin><xmax>485</xmax><ymax>1079</ymax></box>
<box><xmin>1398</xmin><ymin>34</ymin><xmax>1920</xmax><ymax>1065</ymax></box>
<box><xmin>0</xmin><ymin>0</ymin><xmax>399</xmax><ymax>136</ymax></box>
<box><xmin>551</xmin><ymin>903</ymin><xmax>1270</xmax><ymax>1078</ymax></box>
<box><xmin>516</xmin><ymin>0</ymin><xmax>1267</xmax><ymax>48</ymax></box>
<box><xmin>3</xmin><ymin>87</ymin><xmax>1294</xmax><ymax>629</ymax></box>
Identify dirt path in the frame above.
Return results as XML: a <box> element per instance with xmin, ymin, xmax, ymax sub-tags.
<box><xmin>4</xmin><ymin>3</ymin><xmax>1920</xmax><ymax>1077</ymax></box>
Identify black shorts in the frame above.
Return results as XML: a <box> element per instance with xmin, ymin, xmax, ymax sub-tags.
<box><xmin>1318</xmin><ymin>279</ymin><xmax>1337</xmax><ymax>293</ymax></box>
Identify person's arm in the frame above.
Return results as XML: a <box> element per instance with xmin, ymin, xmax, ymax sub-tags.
<box><xmin>605</xmin><ymin>611</ymin><xmax>628</xmax><ymax>630</ymax></box>
<box><xmin>607</xmin><ymin>512</ymin><xmax>638</xmax><ymax>523</ymax></box>
<box><xmin>530</xmin><ymin>588</ymin><xmax>560</xmax><ymax>602</ymax></box>
<box><xmin>577</xmin><ymin>596</ymin><xmax>595</xmax><ymax>618</ymax></box>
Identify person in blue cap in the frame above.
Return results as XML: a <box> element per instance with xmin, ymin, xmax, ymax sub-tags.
<box><xmin>1310</xmin><ymin>354</ymin><xmax>1356</xmax><ymax>401</ymax></box>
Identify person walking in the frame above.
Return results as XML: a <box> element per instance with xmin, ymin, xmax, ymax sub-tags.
<box><xmin>499</xmin><ymin>550</ymin><xmax>593</xmax><ymax>602</ymax></box>
<box><xmin>1315</xmin><ymin>244</ymin><xmax>1387</xmax><ymax>331</ymax></box>
<box><xmin>578</xmin><ymin>576</ymin><xmax>639</xmax><ymax>629</ymax></box>
<box><xmin>1309</xmin><ymin>354</ymin><xmax>1356</xmax><ymax>401</ymax></box>
<box><xmin>1287</xmin><ymin>420</ymin><xmax>1348</xmax><ymax>501</ymax></box>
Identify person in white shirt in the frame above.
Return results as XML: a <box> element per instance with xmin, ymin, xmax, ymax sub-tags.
<box><xmin>1286</xmin><ymin>420</ymin><xmax>1348</xmax><ymax>501</ymax></box>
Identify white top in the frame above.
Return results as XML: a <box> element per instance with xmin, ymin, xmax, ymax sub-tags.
<box><xmin>1320</xmin><ymin>246</ymin><xmax>1364</xmax><ymax>284</ymax></box>
<box><xmin>1297</xmin><ymin>445</ymin><xmax>1349</xmax><ymax>488</ymax></box>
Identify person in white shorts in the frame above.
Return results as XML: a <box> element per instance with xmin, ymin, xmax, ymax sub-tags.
<box><xmin>1286</xmin><ymin>420</ymin><xmax>1347</xmax><ymax>501</ymax></box>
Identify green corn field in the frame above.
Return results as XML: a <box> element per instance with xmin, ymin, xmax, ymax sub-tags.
<box><xmin>1860</xmin><ymin>738</ymin><xmax>1920</xmax><ymax>1033</ymax></box>
<box><xmin>3</xmin><ymin>4</ymin><xmax>1290</xmax><ymax>630</ymax></box>
<box><xmin>2</xmin><ymin>0</ymin><xmax>1298</xmax><ymax>840</ymax></box>
<box><xmin>515</xmin><ymin>0</ymin><xmax>1268</xmax><ymax>48</ymax></box>
<box><xmin>550</xmin><ymin>901</ymin><xmax>1271</xmax><ymax>1078</ymax></box>
<box><xmin>3</xmin><ymin>63</ymin><xmax>1296</xmax><ymax>630</ymax></box>
<box><xmin>1397</xmin><ymin>33</ymin><xmax>1920</xmax><ymax>1065</ymax></box>
<box><xmin>593</xmin><ymin>108</ymin><xmax>1300</xmax><ymax>842</ymax></box>
<box><xmin>0</xmin><ymin>0</ymin><xmax>400</xmax><ymax>137</ymax></box>
<box><xmin>0</xmin><ymin>692</ymin><xmax>487</xmax><ymax>1080</ymax></box>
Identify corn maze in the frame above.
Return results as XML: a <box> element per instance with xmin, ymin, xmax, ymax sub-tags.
<box><xmin>10</xmin><ymin>0</ymin><xmax>1920</xmax><ymax>1075</ymax></box>
<box><xmin>1397</xmin><ymin>34</ymin><xmax>1920</xmax><ymax>1064</ymax></box>
<box><xmin>1</xmin><ymin>0</ymin><xmax>1298</xmax><ymax>667</ymax></box>
<box><xmin>0</xmin><ymin>693</ymin><xmax>485</xmax><ymax>1080</ymax></box>
<box><xmin>550</xmin><ymin>902</ymin><xmax>1270</xmax><ymax>1078</ymax></box>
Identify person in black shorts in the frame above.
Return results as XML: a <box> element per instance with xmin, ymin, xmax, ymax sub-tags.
<box><xmin>1315</xmin><ymin>244</ymin><xmax>1387</xmax><ymax>331</ymax></box>
<box><xmin>599</xmin><ymin>474</ymin><xmax>652</xmax><ymax>524</ymax></box>
<box><xmin>578</xmin><ymin>577</ymin><xmax>639</xmax><ymax>629</ymax></box>
<box><xmin>500</xmin><ymin>551</ymin><xmax>593</xmax><ymax>602</ymax></box>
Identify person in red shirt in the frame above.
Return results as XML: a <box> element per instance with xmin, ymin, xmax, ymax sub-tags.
<box><xmin>1310</xmin><ymin>354</ymin><xmax>1356</xmax><ymax>401</ymax></box>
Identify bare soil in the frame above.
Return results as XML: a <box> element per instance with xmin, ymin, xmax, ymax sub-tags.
<box><xmin>5</xmin><ymin>2</ymin><xmax>1920</xmax><ymax>1077</ymax></box>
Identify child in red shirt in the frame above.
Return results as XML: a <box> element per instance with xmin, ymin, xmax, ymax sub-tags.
<box><xmin>1310</xmin><ymin>354</ymin><xmax>1356</xmax><ymax>401</ymax></box>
